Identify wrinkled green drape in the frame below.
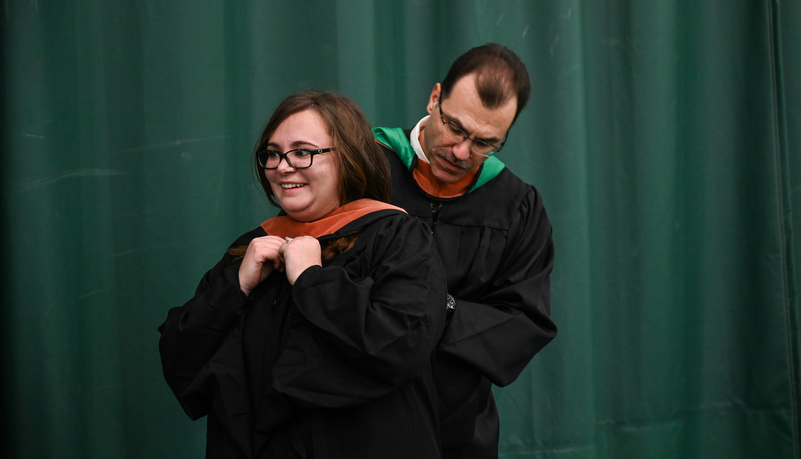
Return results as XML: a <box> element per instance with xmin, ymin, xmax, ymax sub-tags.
<box><xmin>2</xmin><ymin>1</ymin><xmax>800</xmax><ymax>457</ymax></box>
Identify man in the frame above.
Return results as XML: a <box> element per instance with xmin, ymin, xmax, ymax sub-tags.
<box><xmin>374</xmin><ymin>43</ymin><xmax>557</xmax><ymax>458</ymax></box>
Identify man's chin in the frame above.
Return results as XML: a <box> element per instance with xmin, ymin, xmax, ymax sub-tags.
<box><xmin>431</xmin><ymin>166</ymin><xmax>465</xmax><ymax>184</ymax></box>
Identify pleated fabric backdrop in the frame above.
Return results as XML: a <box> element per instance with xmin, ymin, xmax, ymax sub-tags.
<box><xmin>2</xmin><ymin>1</ymin><xmax>800</xmax><ymax>457</ymax></box>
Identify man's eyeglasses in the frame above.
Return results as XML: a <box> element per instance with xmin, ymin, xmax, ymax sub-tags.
<box><xmin>438</xmin><ymin>104</ymin><xmax>507</xmax><ymax>157</ymax></box>
<box><xmin>257</xmin><ymin>148</ymin><xmax>336</xmax><ymax>170</ymax></box>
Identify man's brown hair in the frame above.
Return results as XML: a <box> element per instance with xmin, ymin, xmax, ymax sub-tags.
<box><xmin>440</xmin><ymin>43</ymin><xmax>531</xmax><ymax>125</ymax></box>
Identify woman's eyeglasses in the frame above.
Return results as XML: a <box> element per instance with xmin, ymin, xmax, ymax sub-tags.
<box><xmin>257</xmin><ymin>148</ymin><xmax>336</xmax><ymax>170</ymax></box>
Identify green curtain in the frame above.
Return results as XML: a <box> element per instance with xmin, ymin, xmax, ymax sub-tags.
<box><xmin>2</xmin><ymin>1</ymin><xmax>800</xmax><ymax>457</ymax></box>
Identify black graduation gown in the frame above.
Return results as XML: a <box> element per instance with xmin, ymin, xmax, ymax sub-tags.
<box><xmin>374</xmin><ymin>127</ymin><xmax>558</xmax><ymax>458</ymax></box>
<box><xmin>158</xmin><ymin>209</ymin><xmax>448</xmax><ymax>458</ymax></box>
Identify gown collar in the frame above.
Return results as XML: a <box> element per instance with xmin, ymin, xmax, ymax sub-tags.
<box><xmin>261</xmin><ymin>199</ymin><xmax>404</xmax><ymax>239</ymax></box>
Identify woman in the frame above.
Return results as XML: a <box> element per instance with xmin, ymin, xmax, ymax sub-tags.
<box><xmin>159</xmin><ymin>91</ymin><xmax>447</xmax><ymax>458</ymax></box>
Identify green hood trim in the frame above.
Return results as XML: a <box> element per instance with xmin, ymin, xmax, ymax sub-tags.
<box><xmin>373</xmin><ymin>126</ymin><xmax>505</xmax><ymax>192</ymax></box>
<box><xmin>374</xmin><ymin>126</ymin><xmax>417</xmax><ymax>169</ymax></box>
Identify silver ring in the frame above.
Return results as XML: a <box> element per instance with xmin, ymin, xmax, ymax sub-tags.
<box><xmin>285</xmin><ymin>237</ymin><xmax>293</xmax><ymax>243</ymax></box>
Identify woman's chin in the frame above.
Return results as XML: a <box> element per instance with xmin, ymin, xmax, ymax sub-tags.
<box><xmin>281</xmin><ymin>205</ymin><xmax>325</xmax><ymax>223</ymax></box>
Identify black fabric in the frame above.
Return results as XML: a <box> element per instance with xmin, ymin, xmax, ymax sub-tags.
<box><xmin>158</xmin><ymin>209</ymin><xmax>447</xmax><ymax>458</ymax></box>
<box><xmin>378</xmin><ymin>131</ymin><xmax>558</xmax><ymax>457</ymax></box>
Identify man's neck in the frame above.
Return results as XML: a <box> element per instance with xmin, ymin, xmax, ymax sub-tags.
<box><xmin>411</xmin><ymin>116</ymin><xmax>431</xmax><ymax>164</ymax></box>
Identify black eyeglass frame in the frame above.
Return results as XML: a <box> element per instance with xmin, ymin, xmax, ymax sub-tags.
<box><xmin>257</xmin><ymin>148</ymin><xmax>336</xmax><ymax>170</ymax></box>
<box><xmin>438</xmin><ymin>104</ymin><xmax>508</xmax><ymax>156</ymax></box>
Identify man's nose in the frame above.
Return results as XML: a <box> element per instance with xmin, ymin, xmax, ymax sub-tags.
<box><xmin>451</xmin><ymin>139</ymin><xmax>472</xmax><ymax>161</ymax></box>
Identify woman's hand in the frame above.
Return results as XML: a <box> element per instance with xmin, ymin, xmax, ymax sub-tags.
<box><xmin>279</xmin><ymin>236</ymin><xmax>322</xmax><ymax>285</ymax></box>
<box><xmin>238</xmin><ymin>236</ymin><xmax>286</xmax><ymax>296</ymax></box>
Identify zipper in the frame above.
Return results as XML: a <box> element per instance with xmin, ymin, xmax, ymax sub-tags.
<box><xmin>430</xmin><ymin>201</ymin><xmax>444</xmax><ymax>232</ymax></box>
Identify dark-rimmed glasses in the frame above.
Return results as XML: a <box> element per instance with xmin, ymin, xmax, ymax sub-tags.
<box><xmin>257</xmin><ymin>148</ymin><xmax>336</xmax><ymax>170</ymax></box>
<box><xmin>438</xmin><ymin>104</ymin><xmax>507</xmax><ymax>157</ymax></box>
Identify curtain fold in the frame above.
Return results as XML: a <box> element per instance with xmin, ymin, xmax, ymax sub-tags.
<box><xmin>2</xmin><ymin>1</ymin><xmax>799</xmax><ymax>457</ymax></box>
<box><xmin>775</xmin><ymin>0</ymin><xmax>801</xmax><ymax>455</ymax></box>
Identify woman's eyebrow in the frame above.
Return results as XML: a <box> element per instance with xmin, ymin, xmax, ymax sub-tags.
<box><xmin>265</xmin><ymin>140</ymin><xmax>320</xmax><ymax>149</ymax></box>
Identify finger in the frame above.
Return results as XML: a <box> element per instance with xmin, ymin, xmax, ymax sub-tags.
<box><xmin>277</xmin><ymin>242</ymin><xmax>289</xmax><ymax>260</ymax></box>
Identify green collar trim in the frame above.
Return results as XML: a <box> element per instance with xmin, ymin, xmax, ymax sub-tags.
<box><xmin>373</xmin><ymin>126</ymin><xmax>505</xmax><ymax>192</ymax></box>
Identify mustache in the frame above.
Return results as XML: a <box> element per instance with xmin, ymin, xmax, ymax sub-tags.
<box><xmin>437</xmin><ymin>152</ymin><xmax>471</xmax><ymax>170</ymax></box>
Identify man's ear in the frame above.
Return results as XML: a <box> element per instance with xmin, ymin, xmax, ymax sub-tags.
<box><xmin>426</xmin><ymin>83</ymin><xmax>442</xmax><ymax>116</ymax></box>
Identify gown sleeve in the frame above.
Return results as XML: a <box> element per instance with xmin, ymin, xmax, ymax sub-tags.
<box><xmin>157</xmin><ymin>242</ymin><xmax>250</xmax><ymax>420</ymax></box>
<box><xmin>272</xmin><ymin>214</ymin><xmax>448</xmax><ymax>408</ymax></box>
<box><xmin>439</xmin><ymin>187</ymin><xmax>558</xmax><ymax>387</ymax></box>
